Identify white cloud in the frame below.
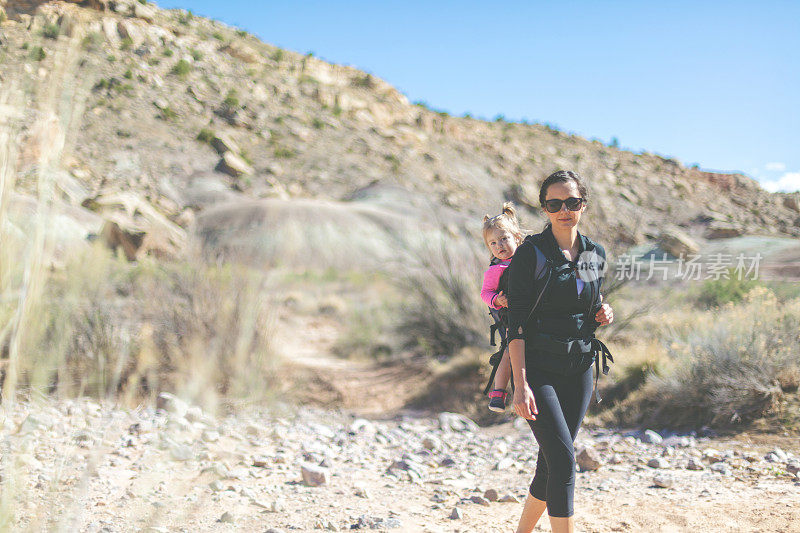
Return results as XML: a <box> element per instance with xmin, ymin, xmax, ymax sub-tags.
<box><xmin>765</xmin><ymin>162</ymin><xmax>786</xmax><ymax>172</ymax></box>
<box><xmin>761</xmin><ymin>172</ymin><xmax>800</xmax><ymax>193</ymax></box>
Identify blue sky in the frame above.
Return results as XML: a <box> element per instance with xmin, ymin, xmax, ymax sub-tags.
<box><xmin>158</xmin><ymin>0</ymin><xmax>800</xmax><ymax>192</ymax></box>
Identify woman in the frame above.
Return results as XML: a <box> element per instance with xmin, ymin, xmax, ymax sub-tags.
<box><xmin>506</xmin><ymin>170</ymin><xmax>614</xmax><ymax>533</ymax></box>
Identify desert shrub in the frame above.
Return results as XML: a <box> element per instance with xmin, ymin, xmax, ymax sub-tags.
<box><xmin>190</xmin><ymin>48</ymin><xmax>203</xmax><ymax>61</ymax></box>
<box><xmin>171</xmin><ymin>59</ymin><xmax>191</xmax><ymax>77</ymax></box>
<box><xmin>162</xmin><ymin>48</ymin><xmax>174</xmax><ymax>57</ymax></box>
<box><xmin>196</xmin><ymin>128</ymin><xmax>215</xmax><ymax>143</ymax></box>
<box><xmin>81</xmin><ymin>31</ymin><xmax>103</xmax><ymax>51</ymax></box>
<box><xmin>396</xmin><ymin>238</ymin><xmax>485</xmax><ymax>358</ymax></box>
<box><xmin>120</xmin><ymin>37</ymin><xmax>134</xmax><ymax>50</ymax></box>
<box><xmin>352</xmin><ymin>73</ymin><xmax>374</xmax><ymax>89</ymax></box>
<box><xmin>30</xmin><ymin>46</ymin><xmax>46</xmax><ymax>61</ymax></box>
<box><xmin>223</xmin><ymin>89</ymin><xmax>239</xmax><ymax>108</ymax></box>
<box><xmin>123</xmin><ymin>69</ymin><xmax>133</xmax><ymax>79</ymax></box>
<box><xmin>273</xmin><ymin>146</ymin><xmax>295</xmax><ymax>158</ymax></box>
<box><xmin>271</xmin><ymin>49</ymin><xmax>285</xmax><ymax>62</ymax></box>
<box><xmin>42</xmin><ymin>23</ymin><xmax>60</xmax><ymax>40</ymax></box>
<box><xmin>610</xmin><ymin>287</ymin><xmax>800</xmax><ymax>429</ymax></box>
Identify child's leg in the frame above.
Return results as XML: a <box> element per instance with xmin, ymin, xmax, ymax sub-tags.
<box><xmin>493</xmin><ymin>347</ymin><xmax>512</xmax><ymax>391</ymax></box>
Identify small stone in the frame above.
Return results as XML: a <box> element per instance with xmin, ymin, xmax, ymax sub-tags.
<box><xmin>422</xmin><ymin>436</ymin><xmax>441</xmax><ymax>451</ymax></box>
<box><xmin>498</xmin><ymin>493</ymin><xmax>521</xmax><ymax>503</ymax></box>
<box><xmin>710</xmin><ymin>462</ymin><xmax>732</xmax><ymax>475</ymax></box>
<box><xmin>494</xmin><ymin>457</ymin><xmax>514</xmax><ymax>470</ymax></box>
<box><xmin>483</xmin><ymin>488</ymin><xmax>499</xmax><ymax>502</ymax></box>
<box><xmin>449</xmin><ymin>507</ymin><xmax>462</xmax><ymax>520</ymax></box>
<box><xmin>265</xmin><ymin>529</ymin><xmax>285</xmax><ymax>533</ymax></box>
<box><xmin>653</xmin><ymin>473</ymin><xmax>674</xmax><ymax>488</ymax></box>
<box><xmin>185</xmin><ymin>406</ymin><xmax>204</xmax><ymax>423</ymax></box>
<box><xmin>470</xmin><ymin>495</ymin><xmax>490</xmax><ymax>506</ymax></box>
<box><xmin>216</xmin><ymin>152</ymin><xmax>253</xmax><ymax>177</ymax></box>
<box><xmin>354</xmin><ymin>485</ymin><xmax>370</xmax><ymax>499</ymax></box>
<box><xmin>300</xmin><ymin>462</ymin><xmax>329</xmax><ymax>487</ymax></box>
<box><xmin>208</xmin><ymin>480</ymin><xmax>225</xmax><ymax>492</ymax></box>
<box><xmin>686</xmin><ymin>457</ymin><xmax>705</xmax><ymax>471</ymax></box>
<box><xmin>218</xmin><ymin>512</ymin><xmax>234</xmax><ymax>523</ymax></box>
<box><xmin>641</xmin><ymin>430</ymin><xmax>663</xmax><ymax>444</ymax></box>
<box><xmin>576</xmin><ymin>447</ymin><xmax>602</xmax><ymax>471</ymax></box>
<box><xmin>157</xmin><ymin>392</ymin><xmax>188</xmax><ymax>417</ymax></box>
<box><xmin>647</xmin><ymin>457</ymin><xmax>670</xmax><ymax>469</ymax></box>
<box><xmin>703</xmin><ymin>448</ymin><xmax>722</xmax><ymax>462</ymax></box>
<box><xmin>252</xmin><ymin>456</ymin><xmax>270</xmax><ymax>468</ymax></box>
<box><xmin>786</xmin><ymin>461</ymin><xmax>800</xmax><ymax>475</ymax></box>
<box><xmin>201</xmin><ymin>430</ymin><xmax>220</xmax><ymax>443</ymax></box>
<box><xmin>608</xmin><ymin>453</ymin><xmax>623</xmax><ymax>465</ymax></box>
<box><xmin>438</xmin><ymin>412</ymin><xmax>478</xmax><ymax>433</ymax></box>
<box><xmin>169</xmin><ymin>443</ymin><xmax>193</xmax><ymax>462</ymax></box>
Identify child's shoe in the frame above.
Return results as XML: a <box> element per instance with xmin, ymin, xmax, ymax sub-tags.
<box><xmin>487</xmin><ymin>389</ymin><xmax>507</xmax><ymax>412</ymax></box>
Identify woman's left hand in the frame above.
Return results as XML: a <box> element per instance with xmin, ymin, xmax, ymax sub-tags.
<box><xmin>595</xmin><ymin>303</ymin><xmax>613</xmax><ymax>326</ymax></box>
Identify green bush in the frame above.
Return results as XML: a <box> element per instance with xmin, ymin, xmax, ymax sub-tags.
<box><xmin>120</xmin><ymin>37</ymin><xmax>134</xmax><ymax>50</ymax></box>
<box><xmin>123</xmin><ymin>69</ymin><xmax>133</xmax><ymax>79</ymax></box>
<box><xmin>162</xmin><ymin>48</ymin><xmax>174</xmax><ymax>57</ymax></box>
<box><xmin>190</xmin><ymin>48</ymin><xmax>203</xmax><ymax>61</ymax></box>
<box><xmin>160</xmin><ymin>106</ymin><xmax>178</xmax><ymax>120</ymax></box>
<box><xmin>352</xmin><ymin>73</ymin><xmax>374</xmax><ymax>88</ymax></box>
<box><xmin>223</xmin><ymin>89</ymin><xmax>239</xmax><ymax>108</ymax></box>
<box><xmin>196</xmin><ymin>128</ymin><xmax>215</xmax><ymax>144</ymax></box>
<box><xmin>171</xmin><ymin>59</ymin><xmax>191</xmax><ymax>77</ymax></box>
<box><xmin>43</xmin><ymin>23</ymin><xmax>60</xmax><ymax>40</ymax></box>
<box><xmin>311</xmin><ymin>118</ymin><xmax>325</xmax><ymax>130</ymax></box>
<box><xmin>30</xmin><ymin>46</ymin><xmax>46</xmax><ymax>62</ymax></box>
<box><xmin>273</xmin><ymin>147</ymin><xmax>296</xmax><ymax>159</ymax></box>
<box><xmin>271</xmin><ymin>49</ymin><xmax>284</xmax><ymax>62</ymax></box>
<box><xmin>82</xmin><ymin>31</ymin><xmax>104</xmax><ymax>51</ymax></box>
<box><xmin>696</xmin><ymin>270</ymin><xmax>760</xmax><ymax>308</ymax></box>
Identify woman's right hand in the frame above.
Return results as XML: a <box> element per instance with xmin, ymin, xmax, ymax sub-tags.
<box><xmin>513</xmin><ymin>382</ymin><xmax>538</xmax><ymax>421</ymax></box>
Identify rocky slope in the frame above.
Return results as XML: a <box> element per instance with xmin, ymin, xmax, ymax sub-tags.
<box><xmin>2</xmin><ymin>0</ymin><xmax>799</xmax><ymax>266</ymax></box>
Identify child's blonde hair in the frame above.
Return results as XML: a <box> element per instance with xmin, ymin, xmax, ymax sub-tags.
<box><xmin>482</xmin><ymin>202</ymin><xmax>523</xmax><ymax>259</ymax></box>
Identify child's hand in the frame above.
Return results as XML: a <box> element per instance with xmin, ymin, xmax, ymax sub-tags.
<box><xmin>594</xmin><ymin>303</ymin><xmax>613</xmax><ymax>326</ymax></box>
<box><xmin>495</xmin><ymin>291</ymin><xmax>508</xmax><ymax>308</ymax></box>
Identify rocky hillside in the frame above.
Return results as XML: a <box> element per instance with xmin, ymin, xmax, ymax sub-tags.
<box><xmin>2</xmin><ymin>0</ymin><xmax>800</xmax><ymax>265</ymax></box>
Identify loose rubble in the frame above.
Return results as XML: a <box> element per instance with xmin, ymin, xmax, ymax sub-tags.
<box><xmin>1</xmin><ymin>397</ymin><xmax>798</xmax><ymax>531</ymax></box>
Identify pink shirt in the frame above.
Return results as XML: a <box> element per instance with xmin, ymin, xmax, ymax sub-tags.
<box><xmin>481</xmin><ymin>262</ymin><xmax>509</xmax><ymax>309</ymax></box>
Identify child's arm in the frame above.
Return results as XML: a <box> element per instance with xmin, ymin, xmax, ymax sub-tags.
<box><xmin>481</xmin><ymin>266</ymin><xmax>505</xmax><ymax>309</ymax></box>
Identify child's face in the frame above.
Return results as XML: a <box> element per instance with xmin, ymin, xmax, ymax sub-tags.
<box><xmin>487</xmin><ymin>228</ymin><xmax>518</xmax><ymax>261</ymax></box>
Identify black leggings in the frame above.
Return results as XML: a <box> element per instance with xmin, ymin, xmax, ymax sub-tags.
<box><xmin>525</xmin><ymin>365</ymin><xmax>593</xmax><ymax>518</ymax></box>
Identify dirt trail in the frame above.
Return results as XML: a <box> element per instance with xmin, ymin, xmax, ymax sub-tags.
<box><xmin>276</xmin><ymin>314</ymin><xmax>433</xmax><ymax>414</ymax></box>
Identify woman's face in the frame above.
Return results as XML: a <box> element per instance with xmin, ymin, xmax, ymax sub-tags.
<box><xmin>543</xmin><ymin>180</ymin><xmax>586</xmax><ymax>230</ymax></box>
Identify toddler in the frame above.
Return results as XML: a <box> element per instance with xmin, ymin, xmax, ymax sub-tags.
<box><xmin>481</xmin><ymin>202</ymin><xmax>524</xmax><ymax>412</ymax></box>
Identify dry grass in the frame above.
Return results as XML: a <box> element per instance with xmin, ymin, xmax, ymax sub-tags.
<box><xmin>606</xmin><ymin>287</ymin><xmax>800</xmax><ymax>429</ymax></box>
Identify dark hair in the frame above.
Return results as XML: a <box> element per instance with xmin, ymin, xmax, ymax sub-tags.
<box><xmin>538</xmin><ymin>170</ymin><xmax>589</xmax><ymax>207</ymax></box>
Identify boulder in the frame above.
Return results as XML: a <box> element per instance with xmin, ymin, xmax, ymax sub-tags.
<box><xmin>99</xmin><ymin>220</ymin><xmax>145</xmax><ymax>261</ymax></box>
<box><xmin>215</xmin><ymin>152</ymin><xmax>253</xmax><ymax>177</ymax></box>
<box><xmin>300</xmin><ymin>462</ymin><xmax>329</xmax><ymax>487</ymax></box>
<box><xmin>211</xmin><ymin>131</ymin><xmax>240</xmax><ymax>155</ymax></box>
<box><xmin>706</xmin><ymin>223</ymin><xmax>744</xmax><ymax>239</ymax></box>
<box><xmin>659</xmin><ymin>228</ymin><xmax>699</xmax><ymax>257</ymax></box>
<box><xmin>132</xmin><ymin>2</ymin><xmax>156</xmax><ymax>22</ymax></box>
<box><xmin>117</xmin><ymin>19</ymin><xmax>144</xmax><ymax>47</ymax></box>
<box><xmin>576</xmin><ymin>447</ymin><xmax>601</xmax><ymax>471</ymax></box>
<box><xmin>219</xmin><ymin>41</ymin><xmax>260</xmax><ymax>64</ymax></box>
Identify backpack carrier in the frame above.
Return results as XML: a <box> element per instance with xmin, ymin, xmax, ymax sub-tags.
<box><xmin>483</xmin><ymin>232</ymin><xmax>614</xmax><ymax>403</ymax></box>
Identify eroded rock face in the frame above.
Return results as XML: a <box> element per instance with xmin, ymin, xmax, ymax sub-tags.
<box><xmin>4</xmin><ymin>0</ymin><xmax>108</xmax><ymax>18</ymax></box>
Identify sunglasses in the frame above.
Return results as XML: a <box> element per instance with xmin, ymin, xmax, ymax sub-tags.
<box><xmin>542</xmin><ymin>197</ymin><xmax>585</xmax><ymax>213</ymax></box>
